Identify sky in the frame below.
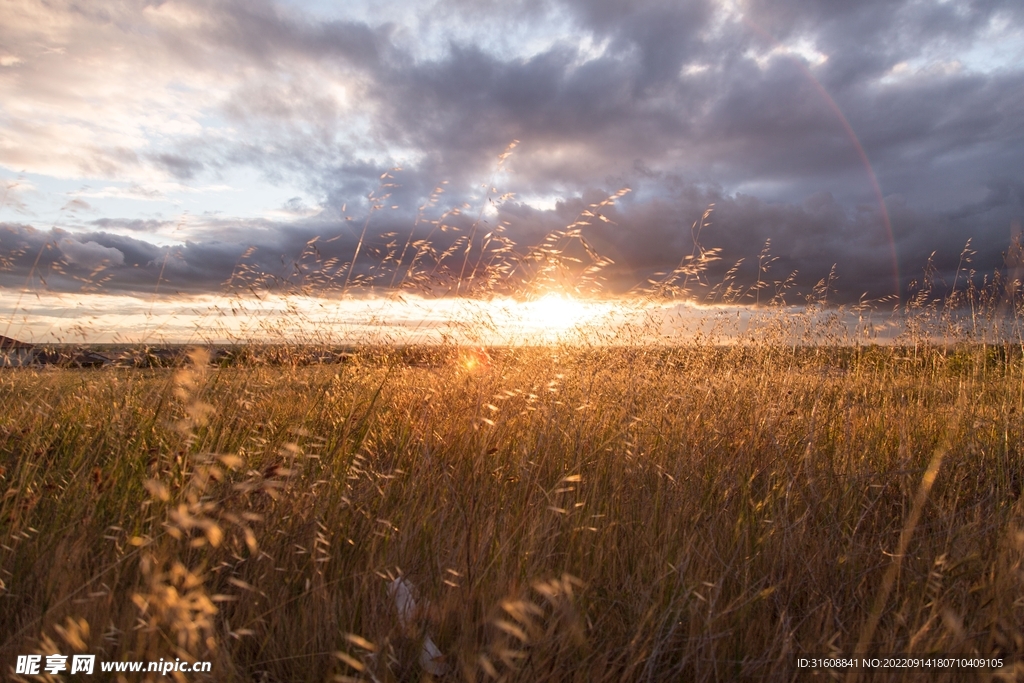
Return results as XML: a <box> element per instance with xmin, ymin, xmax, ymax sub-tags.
<box><xmin>1</xmin><ymin>0</ymin><xmax>1023</xmax><ymax>340</ymax></box>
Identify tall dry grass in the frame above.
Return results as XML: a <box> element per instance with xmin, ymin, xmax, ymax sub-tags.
<box><xmin>1</xmin><ymin>341</ymin><xmax>1023</xmax><ymax>681</ymax></box>
<box><xmin>3</xmin><ymin>150</ymin><xmax>1024</xmax><ymax>681</ymax></box>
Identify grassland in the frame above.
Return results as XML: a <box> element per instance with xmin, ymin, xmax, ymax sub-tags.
<box><xmin>1</xmin><ymin>342</ymin><xmax>1023</xmax><ymax>682</ymax></box>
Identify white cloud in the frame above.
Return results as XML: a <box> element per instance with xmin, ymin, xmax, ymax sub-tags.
<box><xmin>747</xmin><ymin>38</ymin><xmax>829</xmax><ymax>70</ymax></box>
<box><xmin>75</xmin><ymin>182</ymin><xmax>234</xmax><ymax>202</ymax></box>
<box><xmin>0</xmin><ymin>1</ymin><xmax>225</xmax><ymax>181</ymax></box>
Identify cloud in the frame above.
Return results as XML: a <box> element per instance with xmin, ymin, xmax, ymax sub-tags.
<box><xmin>62</xmin><ymin>198</ymin><xmax>93</xmax><ymax>213</ymax></box>
<box><xmin>0</xmin><ymin>177</ymin><xmax>35</xmax><ymax>215</ymax></box>
<box><xmin>152</xmin><ymin>153</ymin><xmax>205</xmax><ymax>180</ymax></box>
<box><xmin>1</xmin><ymin>173</ymin><xmax>1019</xmax><ymax>306</ymax></box>
<box><xmin>90</xmin><ymin>218</ymin><xmax>177</xmax><ymax>232</ymax></box>
<box><xmin>58</xmin><ymin>238</ymin><xmax>125</xmax><ymax>268</ymax></box>
<box><xmin>0</xmin><ymin>0</ymin><xmax>1021</xmax><ymax>306</ymax></box>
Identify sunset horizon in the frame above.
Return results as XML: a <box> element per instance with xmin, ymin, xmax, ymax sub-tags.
<box><xmin>3</xmin><ymin>0</ymin><xmax>1023</xmax><ymax>338</ymax></box>
<box><xmin>3</xmin><ymin>2</ymin><xmax>1024</xmax><ymax>681</ymax></box>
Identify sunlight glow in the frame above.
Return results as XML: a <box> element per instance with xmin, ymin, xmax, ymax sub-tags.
<box><xmin>0</xmin><ymin>290</ymin><xmax>901</xmax><ymax>347</ymax></box>
<box><xmin>518</xmin><ymin>293</ymin><xmax>597</xmax><ymax>336</ymax></box>
<box><xmin>0</xmin><ymin>291</ymin><xmax>636</xmax><ymax>346</ymax></box>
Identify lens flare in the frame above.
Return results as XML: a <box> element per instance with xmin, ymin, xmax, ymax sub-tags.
<box><xmin>460</xmin><ymin>346</ymin><xmax>491</xmax><ymax>373</ymax></box>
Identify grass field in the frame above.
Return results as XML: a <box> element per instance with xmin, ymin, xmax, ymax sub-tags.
<box><xmin>2</xmin><ymin>342</ymin><xmax>1023</xmax><ymax>681</ymax></box>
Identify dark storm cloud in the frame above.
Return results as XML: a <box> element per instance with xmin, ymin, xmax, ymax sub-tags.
<box><xmin>4</xmin><ymin>0</ymin><xmax>1022</xmax><ymax>304</ymax></box>
<box><xmin>482</xmin><ymin>180</ymin><xmax>1022</xmax><ymax>304</ymax></box>
<box><xmin>367</xmin><ymin>0</ymin><xmax>1022</xmax><ymax>301</ymax></box>
<box><xmin>0</xmin><ymin>211</ymin><xmax>478</xmax><ymax>296</ymax></box>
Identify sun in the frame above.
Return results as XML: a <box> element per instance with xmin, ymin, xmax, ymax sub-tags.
<box><xmin>525</xmin><ymin>293</ymin><xmax>587</xmax><ymax>331</ymax></box>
